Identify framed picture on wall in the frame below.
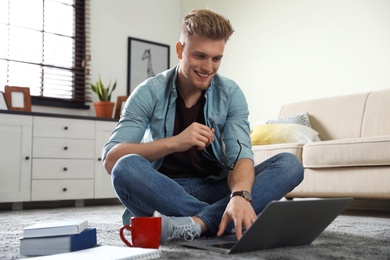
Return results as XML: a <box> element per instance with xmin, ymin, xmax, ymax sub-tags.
<box><xmin>4</xmin><ymin>86</ymin><xmax>32</xmax><ymax>112</ymax></box>
<box><xmin>127</xmin><ymin>37</ymin><xmax>170</xmax><ymax>95</ymax></box>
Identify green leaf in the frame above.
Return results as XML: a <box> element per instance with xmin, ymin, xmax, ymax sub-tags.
<box><xmin>90</xmin><ymin>75</ymin><xmax>117</xmax><ymax>101</ymax></box>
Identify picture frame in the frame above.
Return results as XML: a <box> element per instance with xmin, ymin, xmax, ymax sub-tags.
<box><xmin>115</xmin><ymin>96</ymin><xmax>128</xmax><ymax>119</ymax></box>
<box><xmin>0</xmin><ymin>91</ymin><xmax>8</xmax><ymax>110</ymax></box>
<box><xmin>127</xmin><ymin>37</ymin><xmax>170</xmax><ymax>95</ymax></box>
<box><xmin>4</xmin><ymin>86</ymin><xmax>32</xmax><ymax>112</ymax></box>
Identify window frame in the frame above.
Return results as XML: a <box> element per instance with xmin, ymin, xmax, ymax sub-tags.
<box><xmin>1</xmin><ymin>0</ymin><xmax>90</xmax><ymax>110</ymax></box>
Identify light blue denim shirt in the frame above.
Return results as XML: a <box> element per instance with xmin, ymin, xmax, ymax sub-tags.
<box><xmin>103</xmin><ymin>66</ymin><xmax>253</xmax><ymax>180</ymax></box>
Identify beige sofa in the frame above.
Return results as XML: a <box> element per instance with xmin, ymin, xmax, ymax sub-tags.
<box><xmin>252</xmin><ymin>88</ymin><xmax>390</xmax><ymax>200</ymax></box>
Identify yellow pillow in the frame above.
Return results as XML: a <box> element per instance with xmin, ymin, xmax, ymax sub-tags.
<box><xmin>250</xmin><ymin>124</ymin><xmax>319</xmax><ymax>145</ymax></box>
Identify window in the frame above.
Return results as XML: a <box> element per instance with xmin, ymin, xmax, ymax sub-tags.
<box><xmin>0</xmin><ymin>0</ymin><xmax>91</xmax><ymax>109</ymax></box>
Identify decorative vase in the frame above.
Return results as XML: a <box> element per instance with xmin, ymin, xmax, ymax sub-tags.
<box><xmin>94</xmin><ymin>101</ymin><xmax>115</xmax><ymax>118</ymax></box>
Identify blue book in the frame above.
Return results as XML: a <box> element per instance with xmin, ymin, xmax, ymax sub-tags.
<box><xmin>20</xmin><ymin>228</ymin><xmax>97</xmax><ymax>256</ymax></box>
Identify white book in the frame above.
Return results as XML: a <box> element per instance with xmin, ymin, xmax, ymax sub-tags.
<box><xmin>23</xmin><ymin>220</ymin><xmax>88</xmax><ymax>238</ymax></box>
<box><xmin>22</xmin><ymin>245</ymin><xmax>162</xmax><ymax>260</ymax></box>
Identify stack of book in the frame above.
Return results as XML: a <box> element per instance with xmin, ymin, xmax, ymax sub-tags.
<box><xmin>20</xmin><ymin>219</ymin><xmax>97</xmax><ymax>256</ymax></box>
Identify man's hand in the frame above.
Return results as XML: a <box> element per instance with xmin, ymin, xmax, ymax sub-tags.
<box><xmin>173</xmin><ymin>122</ymin><xmax>214</xmax><ymax>152</ymax></box>
<box><xmin>103</xmin><ymin>122</ymin><xmax>214</xmax><ymax>175</ymax></box>
<box><xmin>217</xmin><ymin>196</ymin><xmax>257</xmax><ymax>240</ymax></box>
<box><xmin>217</xmin><ymin>159</ymin><xmax>256</xmax><ymax>239</ymax></box>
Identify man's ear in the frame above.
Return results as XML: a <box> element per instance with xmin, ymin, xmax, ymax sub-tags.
<box><xmin>176</xmin><ymin>42</ymin><xmax>183</xmax><ymax>59</ymax></box>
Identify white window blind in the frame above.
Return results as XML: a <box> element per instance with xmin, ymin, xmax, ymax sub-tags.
<box><xmin>0</xmin><ymin>0</ymin><xmax>91</xmax><ymax>108</ymax></box>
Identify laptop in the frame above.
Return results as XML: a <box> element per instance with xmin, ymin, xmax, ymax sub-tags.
<box><xmin>181</xmin><ymin>198</ymin><xmax>353</xmax><ymax>254</ymax></box>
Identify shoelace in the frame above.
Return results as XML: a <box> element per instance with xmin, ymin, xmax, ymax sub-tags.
<box><xmin>170</xmin><ymin>224</ymin><xmax>199</xmax><ymax>241</ymax></box>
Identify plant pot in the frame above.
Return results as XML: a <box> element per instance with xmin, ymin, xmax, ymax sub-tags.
<box><xmin>94</xmin><ymin>101</ymin><xmax>115</xmax><ymax>118</ymax></box>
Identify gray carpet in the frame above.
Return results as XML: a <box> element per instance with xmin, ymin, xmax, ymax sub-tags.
<box><xmin>1</xmin><ymin>203</ymin><xmax>389</xmax><ymax>260</ymax></box>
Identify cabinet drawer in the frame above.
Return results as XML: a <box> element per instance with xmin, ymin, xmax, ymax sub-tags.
<box><xmin>33</xmin><ymin>137</ymin><xmax>94</xmax><ymax>158</ymax></box>
<box><xmin>33</xmin><ymin>116</ymin><xmax>94</xmax><ymax>139</ymax></box>
<box><xmin>32</xmin><ymin>159</ymin><xmax>94</xmax><ymax>179</ymax></box>
<box><xmin>31</xmin><ymin>180</ymin><xmax>94</xmax><ymax>201</ymax></box>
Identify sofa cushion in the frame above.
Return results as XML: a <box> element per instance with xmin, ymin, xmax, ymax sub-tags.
<box><xmin>287</xmin><ymin>167</ymin><xmax>390</xmax><ymax>199</ymax></box>
<box><xmin>279</xmin><ymin>92</ymin><xmax>368</xmax><ymax>141</ymax></box>
<box><xmin>251</xmin><ymin>124</ymin><xmax>319</xmax><ymax>145</ymax></box>
<box><xmin>361</xmin><ymin>89</ymin><xmax>390</xmax><ymax>137</ymax></box>
<box><xmin>252</xmin><ymin>143</ymin><xmax>304</xmax><ymax>165</ymax></box>
<box><xmin>303</xmin><ymin>135</ymin><xmax>390</xmax><ymax>168</ymax></box>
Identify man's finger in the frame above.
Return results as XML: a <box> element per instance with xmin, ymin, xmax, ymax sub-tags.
<box><xmin>217</xmin><ymin>214</ymin><xmax>229</xmax><ymax>236</ymax></box>
<box><xmin>243</xmin><ymin>218</ymin><xmax>252</xmax><ymax>235</ymax></box>
<box><xmin>234</xmin><ymin>219</ymin><xmax>243</xmax><ymax>240</ymax></box>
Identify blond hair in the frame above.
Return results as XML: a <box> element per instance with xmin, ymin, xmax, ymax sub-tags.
<box><xmin>181</xmin><ymin>9</ymin><xmax>234</xmax><ymax>42</ymax></box>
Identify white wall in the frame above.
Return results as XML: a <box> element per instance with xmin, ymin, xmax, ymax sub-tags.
<box><xmin>182</xmin><ymin>0</ymin><xmax>390</xmax><ymax>124</ymax></box>
<box><xmin>35</xmin><ymin>0</ymin><xmax>390</xmax><ymax>125</ymax></box>
<box><xmin>87</xmin><ymin>0</ymin><xmax>183</xmax><ymax>117</ymax></box>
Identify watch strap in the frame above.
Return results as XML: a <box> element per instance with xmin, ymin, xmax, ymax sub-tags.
<box><xmin>230</xmin><ymin>190</ymin><xmax>252</xmax><ymax>202</ymax></box>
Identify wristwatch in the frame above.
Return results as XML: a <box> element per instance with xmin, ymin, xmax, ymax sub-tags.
<box><xmin>230</xmin><ymin>190</ymin><xmax>252</xmax><ymax>202</ymax></box>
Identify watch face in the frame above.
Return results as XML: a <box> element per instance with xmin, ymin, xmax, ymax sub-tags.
<box><xmin>242</xmin><ymin>191</ymin><xmax>252</xmax><ymax>201</ymax></box>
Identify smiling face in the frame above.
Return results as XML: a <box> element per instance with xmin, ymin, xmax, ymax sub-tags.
<box><xmin>176</xmin><ymin>35</ymin><xmax>226</xmax><ymax>92</ymax></box>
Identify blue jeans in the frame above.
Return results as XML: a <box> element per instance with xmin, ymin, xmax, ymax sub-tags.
<box><xmin>111</xmin><ymin>152</ymin><xmax>304</xmax><ymax>235</ymax></box>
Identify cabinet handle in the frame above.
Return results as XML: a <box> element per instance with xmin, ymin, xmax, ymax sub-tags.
<box><xmin>97</xmin><ymin>157</ymin><xmax>102</xmax><ymax>161</ymax></box>
<box><xmin>63</xmin><ymin>188</ymin><xmax>67</xmax><ymax>192</ymax></box>
<box><xmin>63</xmin><ymin>167</ymin><xmax>68</xmax><ymax>171</ymax></box>
<box><xmin>63</xmin><ymin>146</ymin><xmax>68</xmax><ymax>150</ymax></box>
<box><xmin>64</xmin><ymin>126</ymin><xmax>68</xmax><ymax>130</ymax></box>
<box><xmin>25</xmin><ymin>156</ymin><xmax>30</xmax><ymax>160</ymax></box>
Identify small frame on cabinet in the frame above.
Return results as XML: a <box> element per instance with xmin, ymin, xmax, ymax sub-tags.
<box><xmin>0</xmin><ymin>91</ymin><xmax>8</xmax><ymax>110</ymax></box>
<box><xmin>115</xmin><ymin>96</ymin><xmax>128</xmax><ymax>119</ymax></box>
<box><xmin>4</xmin><ymin>86</ymin><xmax>32</xmax><ymax>112</ymax></box>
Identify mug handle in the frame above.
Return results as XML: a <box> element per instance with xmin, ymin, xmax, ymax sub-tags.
<box><xmin>120</xmin><ymin>225</ymin><xmax>134</xmax><ymax>247</ymax></box>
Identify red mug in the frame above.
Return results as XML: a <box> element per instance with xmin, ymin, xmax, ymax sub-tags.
<box><xmin>119</xmin><ymin>217</ymin><xmax>161</xmax><ymax>249</ymax></box>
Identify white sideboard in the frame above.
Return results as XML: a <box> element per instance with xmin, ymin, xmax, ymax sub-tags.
<box><xmin>0</xmin><ymin>112</ymin><xmax>117</xmax><ymax>206</ymax></box>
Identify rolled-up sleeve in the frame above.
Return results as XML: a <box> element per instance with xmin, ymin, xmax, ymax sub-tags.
<box><xmin>102</xmin><ymin>87</ymin><xmax>151</xmax><ymax>160</ymax></box>
<box><xmin>101</xmin><ymin>67</ymin><xmax>177</xmax><ymax>162</ymax></box>
<box><xmin>223</xmin><ymin>87</ymin><xmax>253</xmax><ymax>165</ymax></box>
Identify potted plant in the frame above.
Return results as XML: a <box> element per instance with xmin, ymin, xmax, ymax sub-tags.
<box><xmin>90</xmin><ymin>75</ymin><xmax>117</xmax><ymax>118</ymax></box>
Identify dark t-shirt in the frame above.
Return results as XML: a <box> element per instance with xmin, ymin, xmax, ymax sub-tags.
<box><xmin>158</xmin><ymin>92</ymin><xmax>221</xmax><ymax>178</ymax></box>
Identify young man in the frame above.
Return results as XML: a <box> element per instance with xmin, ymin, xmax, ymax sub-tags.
<box><xmin>103</xmin><ymin>9</ymin><xmax>303</xmax><ymax>242</ymax></box>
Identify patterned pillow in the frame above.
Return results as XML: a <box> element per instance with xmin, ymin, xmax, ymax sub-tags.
<box><xmin>266</xmin><ymin>112</ymin><xmax>312</xmax><ymax>128</ymax></box>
